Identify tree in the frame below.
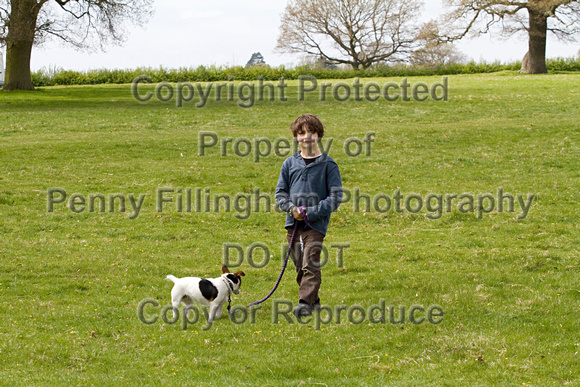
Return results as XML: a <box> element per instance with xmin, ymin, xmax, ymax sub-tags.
<box><xmin>439</xmin><ymin>0</ymin><xmax>580</xmax><ymax>74</ymax></box>
<box><xmin>411</xmin><ymin>21</ymin><xmax>466</xmax><ymax>68</ymax></box>
<box><xmin>276</xmin><ymin>0</ymin><xmax>423</xmax><ymax>69</ymax></box>
<box><xmin>0</xmin><ymin>0</ymin><xmax>153</xmax><ymax>91</ymax></box>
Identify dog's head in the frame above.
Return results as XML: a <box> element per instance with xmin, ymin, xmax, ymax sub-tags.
<box><xmin>221</xmin><ymin>264</ymin><xmax>245</xmax><ymax>294</ymax></box>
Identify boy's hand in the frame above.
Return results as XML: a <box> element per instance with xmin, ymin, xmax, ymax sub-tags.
<box><xmin>291</xmin><ymin>206</ymin><xmax>304</xmax><ymax>221</ymax></box>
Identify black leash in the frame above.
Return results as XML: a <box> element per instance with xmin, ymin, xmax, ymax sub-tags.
<box><xmin>246</xmin><ymin>206</ymin><xmax>311</xmax><ymax>307</ymax></box>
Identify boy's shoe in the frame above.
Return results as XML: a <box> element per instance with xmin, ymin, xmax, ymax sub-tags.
<box><xmin>293</xmin><ymin>300</ymin><xmax>313</xmax><ymax>318</ymax></box>
<box><xmin>313</xmin><ymin>298</ymin><xmax>321</xmax><ymax>311</ymax></box>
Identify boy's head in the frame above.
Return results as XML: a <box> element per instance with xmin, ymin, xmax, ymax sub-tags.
<box><xmin>291</xmin><ymin>114</ymin><xmax>324</xmax><ymax>139</ymax></box>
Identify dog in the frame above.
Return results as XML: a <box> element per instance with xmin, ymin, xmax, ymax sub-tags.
<box><xmin>166</xmin><ymin>264</ymin><xmax>245</xmax><ymax>323</ymax></box>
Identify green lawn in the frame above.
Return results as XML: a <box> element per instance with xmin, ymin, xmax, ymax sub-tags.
<box><xmin>1</xmin><ymin>72</ymin><xmax>579</xmax><ymax>385</ymax></box>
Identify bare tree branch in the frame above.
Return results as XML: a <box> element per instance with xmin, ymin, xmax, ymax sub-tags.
<box><xmin>276</xmin><ymin>0</ymin><xmax>423</xmax><ymax>69</ymax></box>
<box><xmin>438</xmin><ymin>0</ymin><xmax>580</xmax><ymax>73</ymax></box>
<box><xmin>440</xmin><ymin>0</ymin><xmax>579</xmax><ymax>41</ymax></box>
<box><xmin>27</xmin><ymin>0</ymin><xmax>154</xmax><ymax>50</ymax></box>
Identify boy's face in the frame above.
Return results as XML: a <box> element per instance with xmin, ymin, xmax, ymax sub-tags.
<box><xmin>296</xmin><ymin>126</ymin><xmax>320</xmax><ymax>157</ymax></box>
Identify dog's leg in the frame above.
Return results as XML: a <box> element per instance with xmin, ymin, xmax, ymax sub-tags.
<box><xmin>208</xmin><ymin>303</ymin><xmax>220</xmax><ymax>323</ymax></box>
<box><xmin>214</xmin><ymin>304</ymin><xmax>223</xmax><ymax>319</ymax></box>
<box><xmin>171</xmin><ymin>292</ymin><xmax>182</xmax><ymax>318</ymax></box>
<box><xmin>182</xmin><ymin>297</ymin><xmax>194</xmax><ymax>318</ymax></box>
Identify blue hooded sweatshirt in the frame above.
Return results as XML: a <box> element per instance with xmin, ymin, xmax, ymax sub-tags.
<box><xmin>275</xmin><ymin>151</ymin><xmax>343</xmax><ymax>235</ymax></box>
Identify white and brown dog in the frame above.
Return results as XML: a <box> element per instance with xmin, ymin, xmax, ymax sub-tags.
<box><xmin>166</xmin><ymin>265</ymin><xmax>245</xmax><ymax>323</ymax></box>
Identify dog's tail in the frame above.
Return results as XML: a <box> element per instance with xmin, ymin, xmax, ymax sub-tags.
<box><xmin>166</xmin><ymin>275</ymin><xmax>178</xmax><ymax>283</ymax></box>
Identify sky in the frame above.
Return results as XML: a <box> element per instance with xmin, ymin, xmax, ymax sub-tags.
<box><xmin>23</xmin><ymin>0</ymin><xmax>580</xmax><ymax>71</ymax></box>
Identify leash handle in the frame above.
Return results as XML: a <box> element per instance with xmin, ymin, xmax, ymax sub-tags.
<box><xmin>298</xmin><ymin>206</ymin><xmax>313</xmax><ymax>228</ymax></box>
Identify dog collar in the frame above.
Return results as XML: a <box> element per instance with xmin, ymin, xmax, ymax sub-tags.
<box><xmin>222</xmin><ymin>277</ymin><xmax>235</xmax><ymax>316</ymax></box>
<box><xmin>222</xmin><ymin>277</ymin><xmax>235</xmax><ymax>294</ymax></box>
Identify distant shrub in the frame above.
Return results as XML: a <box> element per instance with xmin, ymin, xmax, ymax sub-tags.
<box><xmin>546</xmin><ymin>57</ymin><xmax>580</xmax><ymax>72</ymax></box>
<box><xmin>30</xmin><ymin>57</ymin><xmax>580</xmax><ymax>87</ymax></box>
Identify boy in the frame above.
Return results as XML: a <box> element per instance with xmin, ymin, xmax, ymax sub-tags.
<box><xmin>275</xmin><ymin>114</ymin><xmax>343</xmax><ymax>317</ymax></box>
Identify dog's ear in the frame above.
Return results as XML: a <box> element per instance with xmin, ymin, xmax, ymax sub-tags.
<box><xmin>222</xmin><ymin>264</ymin><xmax>230</xmax><ymax>274</ymax></box>
<box><xmin>235</xmin><ymin>270</ymin><xmax>245</xmax><ymax>277</ymax></box>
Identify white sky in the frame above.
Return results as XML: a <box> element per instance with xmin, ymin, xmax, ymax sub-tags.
<box><xmin>27</xmin><ymin>0</ymin><xmax>579</xmax><ymax>71</ymax></box>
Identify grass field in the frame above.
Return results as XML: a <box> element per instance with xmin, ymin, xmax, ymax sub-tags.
<box><xmin>1</xmin><ymin>72</ymin><xmax>579</xmax><ymax>386</ymax></box>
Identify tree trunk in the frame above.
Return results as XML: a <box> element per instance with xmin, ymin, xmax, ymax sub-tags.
<box><xmin>520</xmin><ymin>7</ymin><xmax>548</xmax><ymax>74</ymax></box>
<box><xmin>4</xmin><ymin>39</ymin><xmax>35</xmax><ymax>91</ymax></box>
<box><xmin>3</xmin><ymin>0</ymin><xmax>41</xmax><ymax>91</ymax></box>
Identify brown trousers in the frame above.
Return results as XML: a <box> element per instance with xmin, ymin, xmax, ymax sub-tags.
<box><xmin>286</xmin><ymin>227</ymin><xmax>325</xmax><ymax>306</ymax></box>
